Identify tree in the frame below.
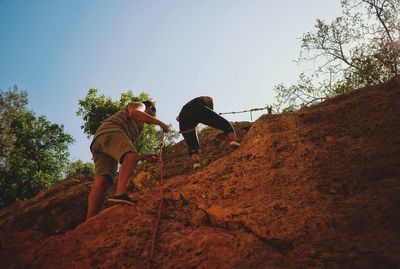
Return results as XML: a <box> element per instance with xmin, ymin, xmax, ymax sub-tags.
<box><xmin>274</xmin><ymin>0</ymin><xmax>400</xmax><ymax>111</ymax></box>
<box><xmin>77</xmin><ymin>89</ymin><xmax>178</xmax><ymax>154</ymax></box>
<box><xmin>65</xmin><ymin>160</ymin><xmax>94</xmax><ymax>178</ymax></box>
<box><xmin>0</xmin><ymin>87</ymin><xmax>74</xmax><ymax>207</ymax></box>
<box><xmin>0</xmin><ymin>86</ymin><xmax>28</xmax><ymax>166</ymax></box>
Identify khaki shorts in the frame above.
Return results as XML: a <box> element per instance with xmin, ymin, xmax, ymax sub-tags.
<box><xmin>91</xmin><ymin>132</ymin><xmax>137</xmax><ymax>180</ymax></box>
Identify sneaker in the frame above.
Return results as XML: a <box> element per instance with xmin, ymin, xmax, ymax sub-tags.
<box><xmin>108</xmin><ymin>194</ymin><xmax>136</xmax><ymax>205</ymax></box>
<box><xmin>193</xmin><ymin>162</ymin><xmax>201</xmax><ymax>170</ymax></box>
<box><xmin>229</xmin><ymin>140</ymin><xmax>240</xmax><ymax>150</ymax></box>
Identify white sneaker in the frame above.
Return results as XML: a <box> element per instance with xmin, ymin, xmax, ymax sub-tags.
<box><xmin>229</xmin><ymin>140</ymin><xmax>240</xmax><ymax>150</ymax></box>
<box><xmin>193</xmin><ymin>162</ymin><xmax>201</xmax><ymax>170</ymax></box>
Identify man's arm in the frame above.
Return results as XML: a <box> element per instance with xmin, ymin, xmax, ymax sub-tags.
<box><xmin>126</xmin><ymin>102</ymin><xmax>169</xmax><ymax>132</ymax></box>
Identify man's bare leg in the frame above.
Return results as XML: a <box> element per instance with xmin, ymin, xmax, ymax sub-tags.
<box><xmin>227</xmin><ymin>131</ymin><xmax>237</xmax><ymax>142</ymax></box>
<box><xmin>190</xmin><ymin>153</ymin><xmax>201</xmax><ymax>169</ymax></box>
<box><xmin>115</xmin><ymin>152</ymin><xmax>140</xmax><ymax>196</ymax></box>
<box><xmin>190</xmin><ymin>153</ymin><xmax>200</xmax><ymax>163</ymax></box>
<box><xmin>86</xmin><ymin>175</ymin><xmax>112</xmax><ymax>220</ymax></box>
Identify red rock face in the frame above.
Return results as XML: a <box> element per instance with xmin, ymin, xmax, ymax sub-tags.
<box><xmin>1</xmin><ymin>76</ymin><xmax>400</xmax><ymax>268</ymax></box>
<box><xmin>0</xmin><ymin>175</ymin><xmax>92</xmax><ymax>235</ymax></box>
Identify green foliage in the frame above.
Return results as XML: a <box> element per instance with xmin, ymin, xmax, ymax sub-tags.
<box><xmin>0</xmin><ymin>86</ymin><xmax>74</xmax><ymax>208</ymax></box>
<box><xmin>77</xmin><ymin>89</ymin><xmax>178</xmax><ymax>154</ymax></box>
<box><xmin>0</xmin><ymin>86</ymin><xmax>29</xmax><ymax>163</ymax></box>
<box><xmin>76</xmin><ymin>88</ymin><xmax>151</xmax><ymax>137</ymax></box>
<box><xmin>65</xmin><ymin>160</ymin><xmax>94</xmax><ymax>177</ymax></box>
<box><xmin>274</xmin><ymin>0</ymin><xmax>400</xmax><ymax>111</ymax></box>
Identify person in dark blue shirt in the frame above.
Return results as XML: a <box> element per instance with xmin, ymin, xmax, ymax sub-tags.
<box><xmin>177</xmin><ymin>96</ymin><xmax>240</xmax><ymax>169</ymax></box>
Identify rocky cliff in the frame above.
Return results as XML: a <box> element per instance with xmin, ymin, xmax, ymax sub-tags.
<box><xmin>1</xmin><ymin>76</ymin><xmax>399</xmax><ymax>268</ymax></box>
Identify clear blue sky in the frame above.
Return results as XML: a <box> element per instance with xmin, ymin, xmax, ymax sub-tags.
<box><xmin>0</xmin><ymin>0</ymin><xmax>342</xmax><ymax>162</ymax></box>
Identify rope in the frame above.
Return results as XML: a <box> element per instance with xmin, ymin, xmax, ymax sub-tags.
<box><xmin>146</xmin><ymin>104</ymin><xmax>274</xmax><ymax>267</ymax></box>
<box><xmin>147</xmin><ymin>133</ymin><xmax>165</xmax><ymax>269</ymax></box>
<box><xmin>218</xmin><ymin>106</ymin><xmax>269</xmax><ymax>115</ymax></box>
<box><xmin>218</xmin><ymin>106</ymin><xmax>273</xmax><ymax>121</ymax></box>
<box><xmin>176</xmin><ymin>105</ymin><xmax>274</xmax><ymax>133</ymax></box>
